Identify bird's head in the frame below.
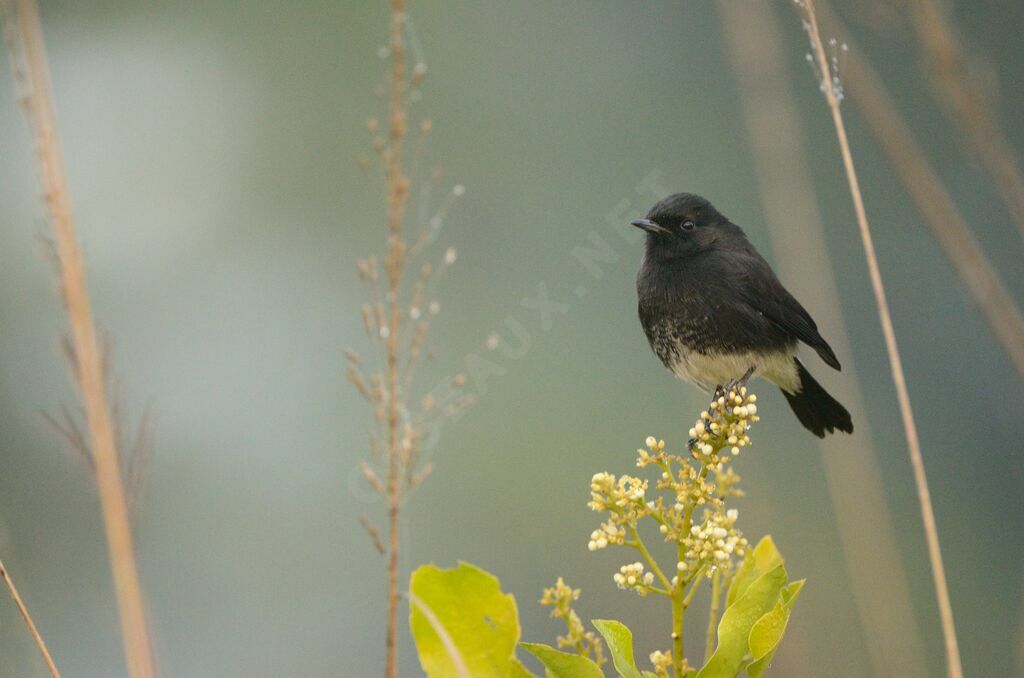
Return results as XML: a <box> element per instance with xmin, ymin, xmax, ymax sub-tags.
<box><xmin>631</xmin><ymin>192</ymin><xmax>737</xmax><ymax>259</ymax></box>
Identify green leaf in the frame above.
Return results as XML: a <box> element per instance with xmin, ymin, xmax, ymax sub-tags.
<box><xmin>510</xmin><ymin>658</ymin><xmax>537</xmax><ymax>678</ymax></box>
<box><xmin>409</xmin><ymin>562</ymin><xmax>537</xmax><ymax>678</ymax></box>
<box><xmin>746</xmin><ymin>580</ymin><xmax>805</xmax><ymax>678</ymax></box>
<box><xmin>696</xmin><ymin>563</ymin><xmax>788</xmax><ymax>678</ymax></box>
<box><xmin>726</xmin><ymin>536</ymin><xmax>783</xmax><ymax>607</ymax></box>
<box><xmin>521</xmin><ymin>643</ymin><xmax>604</xmax><ymax>678</ymax></box>
<box><xmin>592</xmin><ymin>619</ymin><xmax>642</xmax><ymax>678</ymax></box>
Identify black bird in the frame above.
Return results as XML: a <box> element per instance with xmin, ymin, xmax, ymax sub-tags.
<box><xmin>633</xmin><ymin>192</ymin><xmax>853</xmax><ymax>437</ymax></box>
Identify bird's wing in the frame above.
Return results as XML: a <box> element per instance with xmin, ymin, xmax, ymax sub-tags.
<box><xmin>734</xmin><ymin>254</ymin><xmax>842</xmax><ymax>370</ymax></box>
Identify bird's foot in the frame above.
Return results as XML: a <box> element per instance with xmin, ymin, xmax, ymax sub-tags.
<box><xmin>720</xmin><ymin>367</ymin><xmax>756</xmax><ymax>399</ymax></box>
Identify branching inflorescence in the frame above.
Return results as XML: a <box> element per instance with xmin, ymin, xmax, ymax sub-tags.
<box><xmin>587</xmin><ymin>387</ymin><xmax>759</xmax><ymax>677</ymax></box>
<box><xmin>347</xmin><ymin>5</ymin><xmax>468</xmax><ymax>677</ymax></box>
<box><xmin>539</xmin><ymin>578</ymin><xmax>606</xmax><ymax>668</ymax></box>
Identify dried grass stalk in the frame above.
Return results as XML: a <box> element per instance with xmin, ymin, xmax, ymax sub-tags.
<box><xmin>717</xmin><ymin>1</ymin><xmax>928</xmax><ymax>674</ymax></box>
<box><xmin>0</xmin><ymin>559</ymin><xmax>60</xmax><ymax>677</ymax></box>
<box><xmin>3</xmin><ymin>2</ymin><xmax>155</xmax><ymax>676</ymax></box>
<box><xmin>800</xmin><ymin>2</ymin><xmax>963</xmax><ymax>676</ymax></box>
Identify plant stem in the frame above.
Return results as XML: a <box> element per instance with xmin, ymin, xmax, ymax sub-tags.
<box><xmin>384</xmin><ymin>1</ymin><xmax>408</xmax><ymax>677</ymax></box>
<box><xmin>0</xmin><ymin>559</ymin><xmax>59</xmax><ymax>677</ymax></box>
<box><xmin>666</xmin><ymin>448</ymin><xmax>716</xmax><ymax>675</ymax></box>
<box><xmin>671</xmin><ymin>590</ymin><xmax>684</xmax><ymax>678</ymax></box>
<box><xmin>682</xmin><ymin>571</ymin><xmax>705</xmax><ymax>608</ymax></box>
<box><xmin>704</xmin><ymin>569</ymin><xmax>721</xmax><ymax>662</ymax></box>
<box><xmin>627</xmin><ymin>525</ymin><xmax>671</xmax><ymax>591</ymax></box>
<box><xmin>803</xmin><ymin>3</ymin><xmax>962</xmax><ymax>677</ymax></box>
<box><xmin>626</xmin><ymin>524</ymin><xmax>683</xmax><ymax>674</ymax></box>
<box><xmin>8</xmin><ymin>3</ymin><xmax>154</xmax><ymax>676</ymax></box>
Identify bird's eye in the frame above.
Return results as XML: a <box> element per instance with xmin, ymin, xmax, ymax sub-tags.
<box><xmin>681</xmin><ymin>220</ymin><xmax>696</xmax><ymax>231</ymax></box>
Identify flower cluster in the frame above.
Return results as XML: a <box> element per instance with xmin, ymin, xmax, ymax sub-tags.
<box><xmin>539</xmin><ymin>578</ymin><xmax>605</xmax><ymax>667</ymax></box>
<box><xmin>588</xmin><ymin>472</ymin><xmax>648</xmax><ymax>511</ymax></box>
<box><xmin>587</xmin><ymin>471</ymin><xmax>650</xmax><ymax>552</ymax></box>
<box><xmin>648</xmin><ymin>650</ymin><xmax>691</xmax><ymax>678</ymax></box>
<box><xmin>688</xmin><ymin>387</ymin><xmax>759</xmax><ymax>467</ymax></box>
<box><xmin>649</xmin><ymin>650</ymin><xmax>673</xmax><ymax>677</ymax></box>
<box><xmin>683</xmin><ymin>508</ymin><xmax>747</xmax><ymax>576</ymax></box>
<box><xmin>581</xmin><ymin>386</ymin><xmax>767</xmax><ymax>677</ymax></box>
<box><xmin>613</xmin><ymin>562</ymin><xmax>655</xmax><ymax>595</ymax></box>
<box><xmin>588</xmin><ymin>386</ymin><xmax>759</xmax><ymax>592</ymax></box>
<box><xmin>587</xmin><ymin>520</ymin><xmax>626</xmax><ymax>551</ymax></box>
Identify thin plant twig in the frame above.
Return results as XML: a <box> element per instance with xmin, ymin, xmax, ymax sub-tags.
<box><xmin>704</xmin><ymin>569</ymin><xmax>720</xmax><ymax>663</ymax></box>
<box><xmin>0</xmin><ymin>559</ymin><xmax>60</xmax><ymax>677</ymax></box>
<box><xmin>800</xmin><ymin>2</ymin><xmax>963</xmax><ymax>676</ymax></box>
<box><xmin>3</xmin><ymin>2</ymin><xmax>155</xmax><ymax>676</ymax></box>
<box><xmin>722</xmin><ymin>1</ymin><xmax>936</xmax><ymax>673</ymax></box>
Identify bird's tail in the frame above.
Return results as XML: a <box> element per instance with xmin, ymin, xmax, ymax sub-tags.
<box><xmin>781</xmin><ymin>359</ymin><xmax>853</xmax><ymax>438</ymax></box>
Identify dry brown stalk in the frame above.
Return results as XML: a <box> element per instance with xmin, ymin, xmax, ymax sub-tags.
<box><xmin>717</xmin><ymin>1</ymin><xmax>927</xmax><ymax>674</ymax></box>
<box><xmin>0</xmin><ymin>558</ymin><xmax>60</xmax><ymax>677</ymax></box>
<box><xmin>360</xmin><ymin>515</ymin><xmax>387</xmax><ymax>557</ymax></box>
<box><xmin>351</xmin><ymin>7</ymin><xmax>468</xmax><ymax>675</ymax></box>
<box><xmin>907</xmin><ymin>0</ymin><xmax>1024</xmax><ymax>241</ymax></box>
<box><xmin>383</xmin><ymin>3</ymin><xmax>409</xmax><ymax>676</ymax></box>
<box><xmin>815</xmin><ymin>1</ymin><xmax>1024</xmax><ymax>378</ymax></box>
<box><xmin>801</xmin><ymin>2</ymin><xmax>963</xmax><ymax>676</ymax></box>
<box><xmin>4</xmin><ymin>1</ymin><xmax>155</xmax><ymax>676</ymax></box>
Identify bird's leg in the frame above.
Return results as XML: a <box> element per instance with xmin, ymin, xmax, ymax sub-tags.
<box><xmin>721</xmin><ymin>366</ymin><xmax>756</xmax><ymax>398</ymax></box>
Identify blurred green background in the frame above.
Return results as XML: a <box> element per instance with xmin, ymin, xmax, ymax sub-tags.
<box><xmin>1</xmin><ymin>1</ymin><xmax>1022</xmax><ymax>676</ymax></box>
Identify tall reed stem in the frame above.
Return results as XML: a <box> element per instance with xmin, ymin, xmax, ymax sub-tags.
<box><xmin>7</xmin><ymin>2</ymin><xmax>155</xmax><ymax>676</ymax></box>
<box><xmin>0</xmin><ymin>559</ymin><xmax>60</xmax><ymax>677</ymax></box>
<box><xmin>802</xmin><ymin>3</ymin><xmax>962</xmax><ymax>676</ymax></box>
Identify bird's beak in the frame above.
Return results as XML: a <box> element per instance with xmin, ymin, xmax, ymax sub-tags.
<box><xmin>631</xmin><ymin>218</ymin><xmax>668</xmax><ymax>235</ymax></box>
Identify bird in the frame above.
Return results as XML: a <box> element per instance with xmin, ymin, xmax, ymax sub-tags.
<box><xmin>632</xmin><ymin>192</ymin><xmax>853</xmax><ymax>438</ymax></box>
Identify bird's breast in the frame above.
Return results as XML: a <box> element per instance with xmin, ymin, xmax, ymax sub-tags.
<box><xmin>668</xmin><ymin>349</ymin><xmax>799</xmax><ymax>393</ymax></box>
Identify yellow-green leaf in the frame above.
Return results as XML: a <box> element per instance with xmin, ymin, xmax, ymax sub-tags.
<box><xmin>592</xmin><ymin>619</ymin><xmax>642</xmax><ymax>678</ymax></box>
<box><xmin>510</xmin><ymin>658</ymin><xmax>537</xmax><ymax>678</ymax></box>
<box><xmin>726</xmin><ymin>536</ymin><xmax>783</xmax><ymax>607</ymax></box>
<box><xmin>696</xmin><ymin>563</ymin><xmax>788</xmax><ymax>678</ymax></box>
<box><xmin>746</xmin><ymin>580</ymin><xmax>805</xmax><ymax>678</ymax></box>
<box><xmin>521</xmin><ymin>643</ymin><xmax>604</xmax><ymax>678</ymax></box>
<box><xmin>410</xmin><ymin>562</ymin><xmax>536</xmax><ymax>678</ymax></box>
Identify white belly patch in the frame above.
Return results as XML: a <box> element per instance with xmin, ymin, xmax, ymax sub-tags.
<box><xmin>670</xmin><ymin>349</ymin><xmax>800</xmax><ymax>393</ymax></box>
